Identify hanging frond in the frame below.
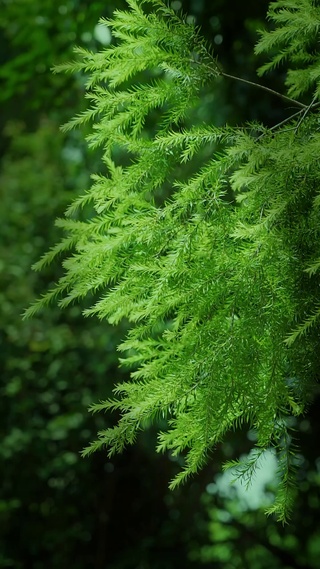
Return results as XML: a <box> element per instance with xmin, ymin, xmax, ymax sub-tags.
<box><xmin>26</xmin><ymin>0</ymin><xmax>320</xmax><ymax>521</ymax></box>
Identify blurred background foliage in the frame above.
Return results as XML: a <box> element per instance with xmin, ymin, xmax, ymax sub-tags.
<box><xmin>0</xmin><ymin>0</ymin><xmax>319</xmax><ymax>567</ymax></box>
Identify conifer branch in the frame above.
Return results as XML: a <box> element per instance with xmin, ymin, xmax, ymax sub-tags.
<box><xmin>27</xmin><ymin>0</ymin><xmax>320</xmax><ymax>521</ymax></box>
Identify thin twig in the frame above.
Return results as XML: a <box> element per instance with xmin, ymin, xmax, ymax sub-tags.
<box><xmin>193</xmin><ymin>57</ymin><xmax>307</xmax><ymax>108</ymax></box>
<box><xmin>221</xmin><ymin>72</ymin><xmax>307</xmax><ymax>109</ymax></box>
<box><xmin>255</xmin><ymin>108</ymin><xmax>304</xmax><ymax>141</ymax></box>
<box><xmin>255</xmin><ymin>100</ymin><xmax>320</xmax><ymax>141</ymax></box>
<box><xmin>294</xmin><ymin>93</ymin><xmax>318</xmax><ymax>132</ymax></box>
<box><xmin>197</xmin><ymin>57</ymin><xmax>319</xmax><ymax>137</ymax></box>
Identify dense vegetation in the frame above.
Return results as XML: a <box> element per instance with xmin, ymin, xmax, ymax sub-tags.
<box><xmin>2</xmin><ymin>0</ymin><xmax>320</xmax><ymax>567</ymax></box>
<box><xmin>27</xmin><ymin>0</ymin><xmax>320</xmax><ymax>522</ymax></box>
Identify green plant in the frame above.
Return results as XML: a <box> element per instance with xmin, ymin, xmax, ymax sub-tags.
<box><xmin>26</xmin><ymin>0</ymin><xmax>320</xmax><ymax>521</ymax></box>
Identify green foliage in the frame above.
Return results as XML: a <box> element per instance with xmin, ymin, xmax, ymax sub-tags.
<box><xmin>27</xmin><ymin>0</ymin><xmax>320</xmax><ymax>521</ymax></box>
<box><xmin>255</xmin><ymin>0</ymin><xmax>320</xmax><ymax>98</ymax></box>
<box><xmin>195</xmin><ymin>470</ymin><xmax>320</xmax><ymax>568</ymax></box>
<box><xmin>0</xmin><ymin>0</ymin><xmax>110</xmax><ymax>111</ymax></box>
<box><xmin>0</xmin><ymin>119</ymin><xmax>127</xmax><ymax>567</ymax></box>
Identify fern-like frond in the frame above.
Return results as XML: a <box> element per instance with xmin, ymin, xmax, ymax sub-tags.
<box><xmin>27</xmin><ymin>0</ymin><xmax>320</xmax><ymax>521</ymax></box>
<box><xmin>255</xmin><ymin>0</ymin><xmax>320</xmax><ymax>98</ymax></box>
<box><xmin>285</xmin><ymin>305</ymin><xmax>320</xmax><ymax>346</ymax></box>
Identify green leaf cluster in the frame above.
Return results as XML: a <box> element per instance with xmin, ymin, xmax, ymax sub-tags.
<box><xmin>26</xmin><ymin>0</ymin><xmax>320</xmax><ymax>521</ymax></box>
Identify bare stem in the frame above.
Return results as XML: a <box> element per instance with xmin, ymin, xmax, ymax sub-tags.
<box><xmin>255</xmin><ymin>100</ymin><xmax>320</xmax><ymax>140</ymax></box>
<box><xmin>221</xmin><ymin>72</ymin><xmax>307</xmax><ymax>109</ymax></box>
